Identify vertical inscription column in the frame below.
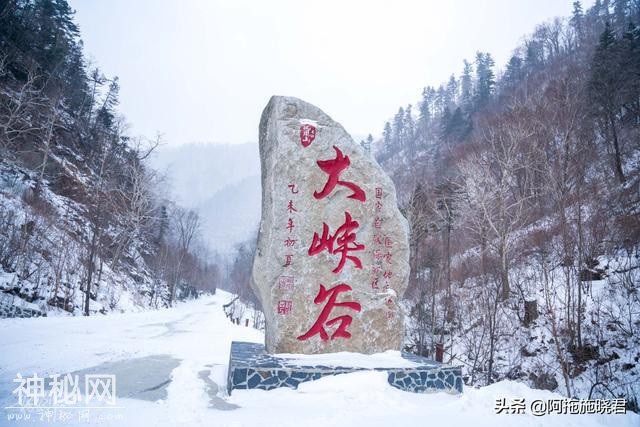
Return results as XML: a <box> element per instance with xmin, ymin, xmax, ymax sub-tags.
<box><xmin>277</xmin><ymin>183</ymin><xmax>300</xmax><ymax>316</ymax></box>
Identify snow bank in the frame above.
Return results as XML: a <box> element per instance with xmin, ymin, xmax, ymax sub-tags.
<box><xmin>0</xmin><ymin>290</ymin><xmax>636</xmax><ymax>427</ymax></box>
<box><xmin>274</xmin><ymin>350</ymin><xmax>422</xmax><ymax>368</ymax></box>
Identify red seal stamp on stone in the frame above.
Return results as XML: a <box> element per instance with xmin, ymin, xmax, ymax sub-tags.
<box><xmin>300</xmin><ymin>123</ymin><xmax>316</xmax><ymax>147</ymax></box>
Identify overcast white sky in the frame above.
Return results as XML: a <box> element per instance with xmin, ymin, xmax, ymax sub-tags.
<box><xmin>69</xmin><ymin>0</ymin><xmax>590</xmax><ymax>146</ymax></box>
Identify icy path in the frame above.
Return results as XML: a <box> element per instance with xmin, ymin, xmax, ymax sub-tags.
<box><xmin>0</xmin><ymin>291</ymin><xmax>637</xmax><ymax>426</ymax></box>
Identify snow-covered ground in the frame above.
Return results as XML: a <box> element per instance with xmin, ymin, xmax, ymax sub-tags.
<box><xmin>0</xmin><ymin>290</ymin><xmax>637</xmax><ymax>427</ymax></box>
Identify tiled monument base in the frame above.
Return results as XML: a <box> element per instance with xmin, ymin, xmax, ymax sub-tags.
<box><xmin>227</xmin><ymin>341</ymin><xmax>463</xmax><ymax>395</ymax></box>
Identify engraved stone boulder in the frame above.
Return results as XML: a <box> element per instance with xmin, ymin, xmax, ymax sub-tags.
<box><xmin>251</xmin><ymin>96</ymin><xmax>410</xmax><ymax>354</ymax></box>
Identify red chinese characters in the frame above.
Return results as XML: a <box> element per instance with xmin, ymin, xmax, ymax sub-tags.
<box><xmin>314</xmin><ymin>146</ymin><xmax>366</xmax><ymax>202</ymax></box>
<box><xmin>297</xmin><ymin>283</ymin><xmax>362</xmax><ymax>341</ymax></box>
<box><xmin>370</xmin><ymin>188</ymin><xmax>395</xmax><ymax>317</ymax></box>
<box><xmin>300</xmin><ymin>124</ymin><xmax>316</xmax><ymax>147</ymax></box>
<box><xmin>308</xmin><ymin>212</ymin><xmax>365</xmax><ymax>273</ymax></box>
<box><xmin>374</xmin><ymin>217</ymin><xmax>382</xmax><ymax>229</ymax></box>
<box><xmin>277</xmin><ymin>300</ymin><xmax>292</xmax><ymax>315</ymax></box>
<box><xmin>292</xmin><ymin>131</ymin><xmax>369</xmax><ymax>341</ymax></box>
<box><xmin>283</xmin><ymin>183</ymin><xmax>300</xmax><ymax>265</ymax></box>
<box><xmin>283</xmin><ymin>254</ymin><xmax>293</xmax><ymax>267</ymax></box>
<box><xmin>278</xmin><ymin>276</ymin><xmax>294</xmax><ymax>292</ymax></box>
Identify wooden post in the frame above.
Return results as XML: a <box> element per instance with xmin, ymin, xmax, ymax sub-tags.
<box><xmin>245</xmin><ymin>318</ymin><xmax>249</xmax><ymax>327</ymax></box>
<box><xmin>523</xmin><ymin>300</ymin><xmax>538</xmax><ymax>327</ymax></box>
<box><xmin>435</xmin><ymin>342</ymin><xmax>444</xmax><ymax>363</ymax></box>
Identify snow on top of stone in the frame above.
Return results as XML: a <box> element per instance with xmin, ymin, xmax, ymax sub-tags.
<box><xmin>274</xmin><ymin>350</ymin><xmax>423</xmax><ymax>368</ymax></box>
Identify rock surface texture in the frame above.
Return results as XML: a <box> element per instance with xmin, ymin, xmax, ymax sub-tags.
<box><xmin>252</xmin><ymin>96</ymin><xmax>410</xmax><ymax>354</ymax></box>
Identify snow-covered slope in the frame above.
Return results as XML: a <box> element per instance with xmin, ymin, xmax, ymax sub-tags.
<box><xmin>0</xmin><ymin>290</ymin><xmax>636</xmax><ymax>426</ymax></box>
<box><xmin>0</xmin><ymin>160</ymin><xmax>158</xmax><ymax>316</ymax></box>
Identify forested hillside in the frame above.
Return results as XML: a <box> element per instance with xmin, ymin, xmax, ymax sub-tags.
<box><xmin>372</xmin><ymin>0</ymin><xmax>639</xmax><ymax>407</ymax></box>
<box><xmin>0</xmin><ymin>0</ymin><xmax>220</xmax><ymax>316</ymax></box>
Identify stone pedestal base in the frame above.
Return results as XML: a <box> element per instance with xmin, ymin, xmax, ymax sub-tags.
<box><xmin>227</xmin><ymin>341</ymin><xmax>463</xmax><ymax>395</ymax></box>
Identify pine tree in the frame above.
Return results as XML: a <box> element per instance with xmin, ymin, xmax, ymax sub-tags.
<box><xmin>95</xmin><ymin>77</ymin><xmax>120</xmax><ymax>131</ymax></box>
<box><xmin>156</xmin><ymin>205</ymin><xmax>169</xmax><ymax>245</ymax></box>
<box><xmin>0</xmin><ymin>0</ymin><xmax>89</xmax><ymax>113</ymax></box>
<box><xmin>460</xmin><ymin>60</ymin><xmax>473</xmax><ymax>109</ymax></box>
<box><xmin>418</xmin><ymin>87</ymin><xmax>432</xmax><ymax>128</ymax></box>
<box><xmin>603</xmin><ymin>0</ymin><xmax>612</xmax><ymax>17</ymax></box>
<box><xmin>589</xmin><ymin>0</ymin><xmax>604</xmax><ymax>22</ymax></box>
<box><xmin>571</xmin><ymin>1</ymin><xmax>584</xmax><ymax>47</ymax></box>
<box><xmin>383</xmin><ymin>121</ymin><xmax>392</xmax><ymax>146</ymax></box>
<box><xmin>474</xmin><ymin>52</ymin><xmax>495</xmax><ymax>107</ymax></box>
<box><xmin>440</xmin><ymin>107</ymin><xmax>467</xmax><ymax>143</ymax></box>
<box><xmin>434</xmin><ymin>85</ymin><xmax>446</xmax><ymax>115</ymax></box>
<box><xmin>502</xmin><ymin>55</ymin><xmax>523</xmax><ymax>92</ymax></box>
<box><xmin>404</xmin><ymin>104</ymin><xmax>415</xmax><ymax>143</ymax></box>
<box><xmin>589</xmin><ymin>21</ymin><xmax>626</xmax><ymax>182</ymax></box>
<box><xmin>619</xmin><ymin>22</ymin><xmax>640</xmax><ymax>136</ymax></box>
<box><xmin>392</xmin><ymin>106</ymin><xmax>405</xmax><ymax>147</ymax></box>
<box><xmin>440</xmin><ymin>107</ymin><xmax>452</xmax><ymax>140</ymax></box>
<box><xmin>613</xmin><ymin>0</ymin><xmax>629</xmax><ymax>30</ymax></box>
<box><xmin>360</xmin><ymin>134</ymin><xmax>373</xmax><ymax>154</ymax></box>
<box><xmin>601</xmin><ymin>19</ymin><xmax>617</xmax><ymax>48</ymax></box>
<box><xmin>524</xmin><ymin>40</ymin><xmax>543</xmax><ymax>71</ymax></box>
<box><xmin>445</xmin><ymin>75</ymin><xmax>458</xmax><ymax>110</ymax></box>
<box><xmin>449</xmin><ymin>107</ymin><xmax>467</xmax><ymax>141</ymax></box>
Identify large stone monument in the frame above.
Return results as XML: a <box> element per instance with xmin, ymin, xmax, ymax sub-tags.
<box><xmin>251</xmin><ymin>95</ymin><xmax>410</xmax><ymax>355</ymax></box>
<box><xmin>227</xmin><ymin>96</ymin><xmax>462</xmax><ymax>396</ymax></box>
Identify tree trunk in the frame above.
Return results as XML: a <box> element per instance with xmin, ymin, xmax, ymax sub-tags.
<box><xmin>84</xmin><ymin>228</ymin><xmax>98</xmax><ymax>316</ymax></box>
<box><xmin>576</xmin><ymin>189</ymin><xmax>585</xmax><ymax>349</ymax></box>
<box><xmin>559</xmin><ymin>200</ymin><xmax>574</xmax><ymax>346</ymax></box>
<box><xmin>609</xmin><ymin>113</ymin><xmax>625</xmax><ymax>183</ymax></box>
<box><xmin>487</xmin><ymin>289</ymin><xmax>499</xmax><ymax>385</ymax></box>
<box><xmin>500</xmin><ymin>242</ymin><xmax>510</xmax><ymax>300</ymax></box>
<box><xmin>445</xmin><ymin>221</ymin><xmax>452</xmax><ymax>320</ymax></box>
<box><xmin>542</xmin><ymin>252</ymin><xmax>573</xmax><ymax>397</ymax></box>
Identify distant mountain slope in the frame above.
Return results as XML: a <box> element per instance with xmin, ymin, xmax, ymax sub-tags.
<box><xmin>198</xmin><ymin>174</ymin><xmax>261</xmax><ymax>255</ymax></box>
<box><xmin>150</xmin><ymin>142</ymin><xmax>260</xmax><ymax>208</ymax></box>
<box><xmin>150</xmin><ymin>143</ymin><xmax>261</xmax><ymax>255</ymax></box>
